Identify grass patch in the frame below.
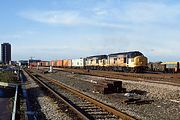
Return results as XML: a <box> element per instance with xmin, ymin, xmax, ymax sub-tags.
<box><xmin>0</xmin><ymin>71</ymin><xmax>18</xmax><ymax>83</ymax></box>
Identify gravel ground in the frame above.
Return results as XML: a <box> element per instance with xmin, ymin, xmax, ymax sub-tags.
<box><xmin>44</xmin><ymin>82</ymin><xmax>119</xmax><ymax>120</ymax></box>
<box><xmin>24</xmin><ymin>71</ymin><xmax>72</xmax><ymax>120</ymax></box>
<box><xmin>42</xmin><ymin>70</ymin><xmax>180</xmax><ymax>120</ymax></box>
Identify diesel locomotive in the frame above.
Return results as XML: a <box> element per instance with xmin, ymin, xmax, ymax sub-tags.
<box><xmin>85</xmin><ymin>51</ymin><xmax>148</xmax><ymax>72</ymax></box>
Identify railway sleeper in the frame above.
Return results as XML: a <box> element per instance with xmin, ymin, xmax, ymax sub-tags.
<box><xmin>87</xmin><ymin>111</ymin><xmax>111</xmax><ymax>115</ymax></box>
<box><xmin>80</xmin><ymin>106</ymin><xmax>99</xmax><ymax>109</ymax></box>
<box><xmin>94</xmin><ymin>115</ymin><xmax>118</xmax><ymax>119</ymax></box>
<box><xmin>83</xmin><ymin>108</ymin><xmax>101</xmax><ymax>112</ymax></box>
<box><xmin>28</xmin><ymin>70</ymin><xmax>136</xmax><ymax>120</ymax></box>
<box><xmin>88</xmin><ymin>113</ymin><xmax>117</xmax><ymax>120</ymax></box>
<box><xmin>76</xmin><ymin>103</ymin><xmax>93</xmax><ymax>107</ymax></box>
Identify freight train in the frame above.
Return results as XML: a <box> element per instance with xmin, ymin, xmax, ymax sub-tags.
<box><xmin>30</xmin><ymin>51</ymin><xmax>148</xmax><ymax>72</ymax></box>
<box><xmin>148</xmin><ymin>61</ymin><xmax>180</xmax><ymax>73</ymax></box>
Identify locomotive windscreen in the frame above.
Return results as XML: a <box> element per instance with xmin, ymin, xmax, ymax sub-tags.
<box><xmin>127</xmin><ymin>52</ymin><xmax>143</xmax><ymax>58</ymax></box>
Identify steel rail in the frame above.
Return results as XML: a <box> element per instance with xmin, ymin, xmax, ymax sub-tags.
<box><xmin>28</xmin><ymin>70</ymin><xmax>136</xmax><ymax>120</ymax></box>
<box><xmin>12</xmin><ymin>85</ymin><xmax>18</xmax><ymax>120</ymax></box>
<box><xmin>39</xmin><ymin>67</ymin><xmax>180</xmax><ymax>87</ymax></box>
<box><xmin>24</xmin><ymin>69</ymin><xmax>89</xmax><ymax>120</ymax></box>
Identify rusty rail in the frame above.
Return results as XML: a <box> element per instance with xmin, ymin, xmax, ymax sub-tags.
<box><xmin>27</xmin><ymin>69</ymin><xmax>136</xmax><ymax>120</ymax></box>
<box><xmin>12</xmin><ymin>85</ymin><xmax>18</xmax><ymax>120</ymax></box>
<box><xmin>24</xmin><ymin>69</ymin><xmax>89</xmax><ymax>120</ymax></box>
<box><xmin>38</xmin><ymin>67</ymin><xmax>180</xmax><ymax>86</ymax></box>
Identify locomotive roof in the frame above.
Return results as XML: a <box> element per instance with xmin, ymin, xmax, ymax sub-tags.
<box><xmin>108</xmin><ymin>51</ymin><xmax>143</xmax><ymax>57</ymax></box>
<box><xmin>86</xmin><ymin>55</ymin><xmax>107</xmax><ymax>59</ymax></box>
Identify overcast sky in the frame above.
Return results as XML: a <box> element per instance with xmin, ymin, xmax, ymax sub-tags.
<box><xmin>0</xmin><ymin>0</ymin><xmax>180</xmax><ymax>62</ymax></box>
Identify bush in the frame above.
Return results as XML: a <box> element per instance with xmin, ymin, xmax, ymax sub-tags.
<box><xmin>0</xmin><ymin>71</ymin><xmax>17</xmax><ymax>83</ymax></box>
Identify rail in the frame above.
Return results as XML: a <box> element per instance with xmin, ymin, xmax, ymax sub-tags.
<box><xmin>27</xmin><ymin>69</ymin><xmax>136</xmax><ymax>120</ymax></box>
<box><xmin>24</xmin><ymin>69</ymin><xmax>89</xmax><ymax>120</ymax></box>
<box><xmin>12</xmin><ymin>85</ymin><xmax>18</xmax><ymax>120</ymax></box>
<box><xmin>38</xmin><ymin>67</ymin><xmax>180</xmax><ymax>86</ymax></box>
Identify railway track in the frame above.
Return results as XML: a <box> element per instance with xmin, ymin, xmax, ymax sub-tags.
<box><xmin>24</xmin><ymin>69</ymin><xmax>136</xmax><ymax>120</ymax></box>
<box><xmin>37</xmin><ymin>67</ymin><xmax>180</xmax><ymax>87</ymax></box>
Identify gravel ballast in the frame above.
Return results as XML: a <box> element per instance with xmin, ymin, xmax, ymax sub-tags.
<box><xmin>23</xmin><ymin>71</ymin><xmax>72</xmax><ymax>120</ymax></box>
<box><xmin>42</xmin><ymin>70</ymin><xmax>180</xmax><ymax>120</ymax></box>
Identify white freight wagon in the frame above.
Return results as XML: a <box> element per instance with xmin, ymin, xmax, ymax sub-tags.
<box><xmin>71</xmin><ymin>58</ymin><xmax>85</xmax><ymax>68</ymax></box>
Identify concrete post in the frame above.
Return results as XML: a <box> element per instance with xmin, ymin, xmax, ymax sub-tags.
<box><xmin>49</xmin><ymin>66</ymin><xmax>53</xmax><ymax>73</ymax></box>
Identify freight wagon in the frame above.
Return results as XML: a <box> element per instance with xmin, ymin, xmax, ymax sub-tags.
<box><xmin>56</xmin><ymin>60</ymin><xmax>63</xmax><ymax>67</ymax></box>
<box><xmin>148</xmin><ymin>62</ymin><xmax>165</xmax><ymax>72</ymax></box>
<box><xmin>45</xmin><ymin>61</ymin><xmax>50</xmax><ymax>67</ymax></box>
<box><xmin>161</xmin><ymin>62</ymin><xmax>180</xmax><ymax>73</ymax></box>
<box><xmin>63</xmin><ymin>59</ymin><xmax>71</xmax><ymax>67</ymax></box>
<box><xmin>68</xmin><ymin>59</ymin><xmax>72</xmax><ymax>67</ymax></box>
<box><xmin>38</xmin><ymin>61</ymin><xmax>47</xmax><ymax>67</ymax></box>
<box><xmin>72</xmin><ymin>58</ymin><xmax>85</xmax><ymax>68</ymax></box>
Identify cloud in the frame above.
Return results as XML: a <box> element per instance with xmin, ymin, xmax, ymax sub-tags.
<box><xmin>21</xmin><ymin>2</ymin><xmax>180</xmax><ymax>28</ymax></box>
<box><xmin>19</xmin><ymin>10</ymin><xmax>129</xmax><ymax>29</ymax></box>
<box><xmin>20</xmin><ymin>10</ymin><xmax>83</xmax><ymax>25</ymax></box>
<box><xmin>0</xmin><ymin>31</ymin><xmax>38</xmax><ymax>41</ymax></box>
<box><xmin>93</xmin><ymin>8</ymin><xmax>108</xmax><ymax>16</ymax></box>
<box><xmin>91</xmin><ymin>1</ymin><xmax>180</xmax><ymax>24</ymax></box>
<box><xmin>121</xmin><ymin>2</ymin><xmax>180</xmax><ymax>23</ymax></box>
<box><xmin>149</xmin><ymin>48</ymin><xmax>177</xmax><ymax>56</ymax></box>
<box><xmin>14</xmin><ymin>1</ymin><xmax>180</xmax><ymax>61</ymax></box>
<box><xmin>0</xmin><ymin>34</ymin><xmax>21</xmax><ymax>40</ymax></box>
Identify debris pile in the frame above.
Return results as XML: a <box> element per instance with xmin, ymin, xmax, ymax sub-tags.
<box><xmin>103</xmin><ymin>81</ymin><xmax>126</xmax><ymax>94</ymax></box>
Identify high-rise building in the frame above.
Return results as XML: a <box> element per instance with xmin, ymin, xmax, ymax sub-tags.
<box><xmin>1</xmin><ymin>43</ymin><xmax>11</xmax><ymax>64</ymax></box>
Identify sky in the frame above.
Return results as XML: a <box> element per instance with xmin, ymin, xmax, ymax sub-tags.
<box><xmin>0</xmin><ymin>0</ymin><xmax>180</xmax><ymax>62</ymax></box>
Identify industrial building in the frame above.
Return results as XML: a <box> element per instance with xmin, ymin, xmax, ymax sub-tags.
<box><xmin>1</xmin><ymin>43</ymin><xmax>11</xmax><ymax>64</ymax></box>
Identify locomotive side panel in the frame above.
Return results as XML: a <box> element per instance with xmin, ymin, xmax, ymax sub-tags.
<box><xmin>108</xmin><ymin>56</ymin><xmax>127</xmax><ymax>67</ymax></box>
<box><xmin>98</xmin><ymin>59</ymin><xmax>108</xmax><ymax>67</ymax></box>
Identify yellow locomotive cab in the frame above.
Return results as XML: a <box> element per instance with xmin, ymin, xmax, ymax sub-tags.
<box><xmin>134</xmin><ymin>56</ymin><xmax>148</xmax><ymax>67</ymax></box>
